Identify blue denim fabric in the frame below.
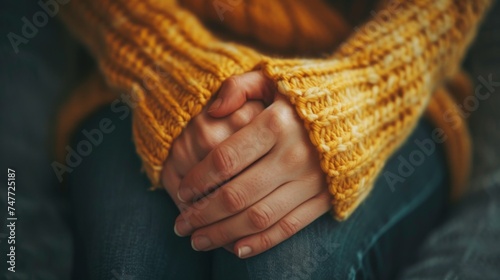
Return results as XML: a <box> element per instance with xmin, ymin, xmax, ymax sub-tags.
<box><xmin>69</xmin><ymin>106</ymin><xmax>449</xmax><ymax>280</ymax></box>
<box><xmin>399</xmin><ymin>185</ymin><xmax>500</xmax><ymax>280</ymax></box>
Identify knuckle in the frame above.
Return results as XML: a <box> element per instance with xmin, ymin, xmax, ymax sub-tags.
<box><xmin>212</xmin><ymin>144</ymin><xmax>239</xmax><ymax>175</ymax></box>
<box><xmin>282</xmin><ymin>146</ymin><xmax>308</xmax><ymax>166</ymax></box>
<box><xmin>267</xmin><ymin>107</ymin><xmax>285</xmax><ymax>127</ymax></box>
<box><xmin>225</xmin><ymin>76</ymin><xmax>240</xmax><ymax>90</ymax></box>
<box><xmin>182</xmin><ymin>175</ymin><xmax>207</xmax><ymax>202</ymax></box>
<box><xmin>267</xmin><ymin>106</ymin><xmax>293</xmax><ymax>133</ymax></box>
<box><xmin>278</xmin><ymin>216</ymin><xmax>301</xmax><ymax>238</ymax></box>
<box><xmin>189</xmin><ymin>208</ymin><xmax>210</xmax><ymax>227</ymax></box>
<box><xmin>247</xmin><ymin>204</ymin><xmax>274</xmax><ymax>231</ymax></box>
<box><xmin>196</xmin><ymin>124</ymin><xmax>219</xmax><ymax>151</ymax></box>
<box><xmin>231</xmin><ymin>107</ymin><xmax>253</xmax><ymax>128</ymax></box>
<box><xmin>220</xmin><ymin>76</ymin><xmax>240</xmax><ymax>95</ymax></box>
<box><xmin>220</xmin><ymin>187</ymin><xmax>247</xmax><ymax>214</ymax></box>
<box><xmin>258</xmin><ymin>233</ymin><xmax>274</xmax><ymax>251</ymax></box>
<box><xmin>171</xmin><ymin>137</ymin><xmax>189</xmax><ymax>163</ymax></box>
<box><xmin>187</xmin><ymin>172</ymin><xmax>204</xmax><ymax>191</ymax></box>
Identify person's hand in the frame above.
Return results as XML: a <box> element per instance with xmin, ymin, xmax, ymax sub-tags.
<box><xmin>161</xmin><ymin>73</ymin><xmax>270</xmax><ymax>207</ymax></box>
<box><xmin>174</xmin><ymin>71</ymin><xmax>331</xmax><ymax>258</ymax></box>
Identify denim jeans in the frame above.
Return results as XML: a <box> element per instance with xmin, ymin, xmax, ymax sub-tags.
<box><xmin>68</xmin><ymin>106</ymin><xmax>449</xmax><ymax>280</ymax></box>
<box><xmin>399</xmin><ymin>185</ymin><xmax>500</xmax><ymax>280</ymax></box>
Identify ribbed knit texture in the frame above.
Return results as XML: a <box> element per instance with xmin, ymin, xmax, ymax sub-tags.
<box><xmin>60</xmin><ymin>0</ymin><xmax>264</xmax><ymax>186</ymax></box>
<box><xmin>181</xmin><ymin>0</ymin><xmax>352</xmax><ymax>55</ymax></box>
<box><xmin>59</xmin><ymin>0</ymin><xmax>491</xmax><ymax>220</ymax></box>
<box><xmin>258</xmin><ymin>0</ymin><xmax>492</xmax><ymax>218</ymax></box>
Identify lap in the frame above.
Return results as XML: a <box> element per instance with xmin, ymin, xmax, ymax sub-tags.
<box><xmin>69</xmin><ymin>106</ymin><xmax>448</xmax><ymax>280</ymax></box>
<box><xmin>68</xmin><ymin>106</ymin><xmax>210</xmax><ymax>280</ymax></box>
<box><xmin>213</xmin><ymin>119</ymin><xmax>449</xmax><ymax>280</ymax></box>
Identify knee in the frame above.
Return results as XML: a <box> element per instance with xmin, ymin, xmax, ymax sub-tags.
<box><xmin>241</xmin><ymin>215</ymin><xmax>350</xmax><ymax>280</ymax></box>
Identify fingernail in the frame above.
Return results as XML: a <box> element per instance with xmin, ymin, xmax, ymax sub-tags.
<box><xmin>238</xmin><ymin>246</ymin><xmax>252</xmax><ymax>258</ymax></box>
<box><xmin>208</xmin><ymin>98</ymin><xmax>222</xmax><ymax>113</ymax></box>
<box><xmin>174</xmin><ymin>220</ymin><xmax>193</xmax><ymax>236</ymax></box>
<box><xmin>173</xmin><ymin>224</ymin><xmax>182</xmax><ymax>237</ymax></box>
<box><xmin>192</xmin><ymin>236</ymin><xmax>212</xmax><ymax>251</ymax></box>
<box><xmin>177</xmin><ymin>190</ymin><xmax>187</xmax><ymax>203</ymax></box>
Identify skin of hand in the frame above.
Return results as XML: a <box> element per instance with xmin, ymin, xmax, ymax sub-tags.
<box><xmin>174</xmin><ymin>71</ymin><xmax>331</xmax><ymax>259</ymax></box>
<box><xmin>161</xmin><ymin>92</ymin><xmax>265</xmax><ymax>208</ymax></box>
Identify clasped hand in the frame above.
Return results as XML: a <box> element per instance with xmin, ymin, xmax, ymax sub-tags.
<box><xmin>161</xmin><ymin>71</ymin><xmax>330</xmax><ymax>258</ymax></box>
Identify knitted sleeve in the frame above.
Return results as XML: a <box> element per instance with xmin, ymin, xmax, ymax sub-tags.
<box><xmin>260</xmin><ymin>0</ymin><xmax>492</xmax><ymax>219</ymax></box>
<box><xmin>180</xmin><ymin>0</ymin><xmax>352</xmax><ymax>55</ymax></box>
<box><xmin>60</xmin><ymin>0</ymin><xmax>491</xmax><ymax>221</ymax></box>
<box><xmin>59</xmin><ymin>0</ymin><xmax>264</xmax><ymax>185</ymax></box>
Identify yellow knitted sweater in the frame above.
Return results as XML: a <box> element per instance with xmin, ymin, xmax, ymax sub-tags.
<box><xmin>58</xmin><ymin>0</ymin><xmax>492</xmax><ymax>220</ymax></box>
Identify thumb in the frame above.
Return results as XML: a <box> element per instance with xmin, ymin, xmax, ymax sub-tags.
<box><xmin>208</xmin><ymin>71</ymin><xmax>275</xmax><ymax>118</ymax></box>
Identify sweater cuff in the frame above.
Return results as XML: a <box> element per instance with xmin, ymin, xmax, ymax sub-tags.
<box><xmin>260</xmin><ymin>58</ymin><xmax>426</xmax><ymax>220</ymax></box>
<box><xmin>260</xmin><ymin>0</ymin><xmax>491</xmax><ymax>220</ymax></box>
<box><xmin>60</xmin><ymin>0</ymin><xmax>264</xmax><ymax>186</ymax></box>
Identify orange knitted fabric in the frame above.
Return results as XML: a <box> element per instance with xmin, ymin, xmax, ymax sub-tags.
<box><xmin>59</xmin><ymin>0</ymin><xmax>492</xmax><ymax>220</ymax></box>
<box><xmin>180</xmin><ymin>0</ymin><xmax>352</xmax><ymax>55</ymax></box>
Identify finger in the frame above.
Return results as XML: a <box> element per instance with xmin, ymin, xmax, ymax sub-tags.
<box><xmin>161</xmin><ymin>159</ymin><xmax>183</xmax><ymax>206</ymax></box>
<box><xmin>174</xmin><ymin>154</ymin><xmax>289</xmax><ymax>236</ymax></box>
<box><xmin>189</xmin><ymin>115</ymin><xmax>235</xmax><ymax>163</ymax></box>
<box><xmin>223</xmin><ymin>243</ymin><xmax>235</xmax><ymax>254</ymax></box>
<box><xmin>227</xmin><ymin>101</ymin><xmax>265</xmax><ymax>131</ymax></box>
<box><xmin>190</xmin><ymin>101</ymin><xmax>265</xmax><ymax>163</ymax></box>
<box><xmin>187</xmin><ymin>180</ymin><xmax>324</xmax><ymax>251</ymax></box>
<box><xmin>208</xmin><ymin>71</ymin><xmax>275</xmax><ymax>118</ymax></box>
<box><xmin>234</xmin><ymin>190</ymin><xmax>331</xmax><ymax>258</ymax></box>
<box><xmin>177</xmin><ymin>108</ymin><xmax>281</xmax><ymax>203</ymax></box>
<box><xmin>161</xmin><ymin>156</ymin><xmax>189</xmax><ymax>212</ymax></box>
<box><xmin>170</xmin><ymin>130</ymin><xmax>201</xmax><ymax>175</ymax></box>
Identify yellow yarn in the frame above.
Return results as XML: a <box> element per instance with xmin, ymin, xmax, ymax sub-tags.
<box><xmin>59</xmin><ymin>0</ymin><xmax>492</xmax><ymax>220</ymax></box>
